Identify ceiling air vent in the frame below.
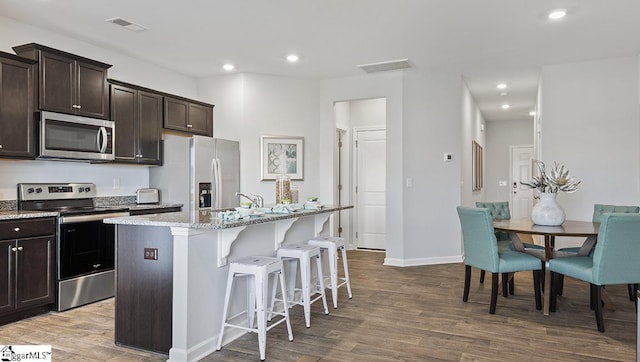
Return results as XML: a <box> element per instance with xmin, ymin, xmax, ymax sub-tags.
<box><xmin>357</xmin><ymin>58</ymin><xmax>411</xmax><ymax>73</ymax></box>
<box><xmin>105</xmin><ymin>17</ymin><xmax>147</xmax><ymax>32</ymax></box>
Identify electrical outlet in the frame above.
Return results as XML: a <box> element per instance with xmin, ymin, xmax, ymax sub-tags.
<box><xmin>444</xmin><ymin>153</ymin><xmax>453</xmax><ymax>162</ymax></box>
<box><xmin>144</xmin><ymin>248</ymin><xmax>158</xmax><ymax>260</ymax></box>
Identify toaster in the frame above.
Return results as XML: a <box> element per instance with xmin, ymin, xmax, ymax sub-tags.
<box><xmin>136</xmin><ymin>188</ymin><xmax>160</xmax><ymax>204</ymax></box>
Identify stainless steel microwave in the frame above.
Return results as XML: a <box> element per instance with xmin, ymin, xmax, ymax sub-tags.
<box><xmin>38</xmin><ymin>111</ymin><xmax>115</xmax><ymax>161</ymax></box>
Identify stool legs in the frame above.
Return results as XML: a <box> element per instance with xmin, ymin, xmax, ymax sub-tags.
<box><xmin>315</xmin><ymin>254</ymin><xmax>330</xmax><ymax>316</ymax></box>
<box><xmin>216</xmin><ymin>266</ymin><xmax>236</xmax><ymax>351</ymax></box>
<box><xmin>339</xmin><ymin>245</ymin><xmax>353</xmax><ymax>299</ymax></box>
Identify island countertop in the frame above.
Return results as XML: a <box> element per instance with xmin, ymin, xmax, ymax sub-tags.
<box><xmin>104</xmin><ymin>204</ymin><xmax>352</xmax><ymax>229</ymax></box>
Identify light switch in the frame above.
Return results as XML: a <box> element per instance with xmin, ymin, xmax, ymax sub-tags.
<box><xmin>406</xmin><ymin>178</ymin><xmax>413</xmax><ymax>188</ymax></box>
<box><xmin>498</xmin><ymin>180</ymin><xmax>508</xmax><ymax>187</ymax></box>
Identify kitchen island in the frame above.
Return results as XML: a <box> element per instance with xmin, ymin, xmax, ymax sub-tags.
<box><xmin>104</xmin><ymin>205</ymin><xmax>352</xmax><ymax>362</ymax></box>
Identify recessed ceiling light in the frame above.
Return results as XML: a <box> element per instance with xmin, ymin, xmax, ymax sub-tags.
<box><xmin>501</xmin><ymin>104</ymin><xmax>510</xmax><ymax>110</ymax></box>
<box><xmin>548</xmin><ymin>9</ymin><xmax>567</xmax><ymax>20</ymax></box>
<box><xmin>529</xmin><ymin>111</ymin><xmax>536</xmax><ymax>116</ymax></box>
<box><xmin>496</xmin><ymin>83</ymin><xmax>507</xmax><ymax>90</ymax></box>
<box><xmin>222</xmin><ymin>64</ymin><xmax>235</xmax><ymax>71</ymax></box>
<box><xmin>286</xmin><ymin>54</ymin><xmax>299</xmax><ymax>63</ymax></box>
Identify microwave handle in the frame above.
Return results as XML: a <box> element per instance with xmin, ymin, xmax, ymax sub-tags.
<box><xmin>97</xmin><ymin>127</ymin><xmax>108</xmax><ymax>153</ymax></box>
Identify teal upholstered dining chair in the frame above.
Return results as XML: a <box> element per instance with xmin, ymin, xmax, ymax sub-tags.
<box><xmin>549</xmin><ymin>213</ymin><xmax>640</xmax><ymax>332</ymax></box>
<box><xmin>475</xmin><ymin>201</ymin><xmax>545</xmax><ymax>296</ymax></box>
<box><xmin>457</xmin><ymin>207</ymin><xmax>542</xmax><ymax>314</ymax></box>
<box><xmin>557</xmin><ymin>204</ymin><xmax>639</xmax><ymax>300</ymax></box>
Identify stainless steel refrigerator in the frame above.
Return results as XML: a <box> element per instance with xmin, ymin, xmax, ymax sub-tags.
<box><xmin>150</xmin><ymin>134</ymin><xmax>240</xmax><ymax>210</ymax></box>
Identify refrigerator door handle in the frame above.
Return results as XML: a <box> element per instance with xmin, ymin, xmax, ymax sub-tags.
<box><xmin>212</xmin><ymin>158</ymin><xmax>222</xmax><ymax>209</ymax></box>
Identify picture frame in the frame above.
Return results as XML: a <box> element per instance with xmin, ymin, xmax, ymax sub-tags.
<box><xmin>472</xmin><ymin>140</ymin><xmax>483</xmax><ymax>191</ymax></box>
<box><xmin>260</xmin><ymin>136</ymin><xmax>304</xmax><ymax>181</ymax></box>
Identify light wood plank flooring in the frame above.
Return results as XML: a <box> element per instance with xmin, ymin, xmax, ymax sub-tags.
<box><xmin>0</xmin><ymin>251</ymin><xmax>635</xmax><ymax>361</ymax></box>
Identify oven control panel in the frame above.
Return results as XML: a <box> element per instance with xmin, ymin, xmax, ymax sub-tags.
<box><xmin>18</xmin><ymin>183</ymin><xmax>97</xmax><ymax>201</ymax></box>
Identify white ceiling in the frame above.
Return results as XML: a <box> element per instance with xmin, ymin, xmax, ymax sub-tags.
<box><xmin>2</xmin><ymin>0</ymin><xmax>640</xmax><ymax>122</ymax></box>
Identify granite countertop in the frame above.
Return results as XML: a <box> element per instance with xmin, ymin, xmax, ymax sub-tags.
<box><xmin>0</xmin><ymin>203</ymin><xmax>182</xmax><ymax>221</ymax></box>
<box><xmin>0</xmin><ymin>210</ymin><xmax>59</xmax><ymax>220</ymax></box>
<box><xmin>104</xmin><ymin>205</ymin><xmax>353</xmax><ymax>230</ymax></box>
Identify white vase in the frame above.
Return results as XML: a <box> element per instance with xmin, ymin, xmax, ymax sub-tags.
<box><xmin>531</xmin><ymin>192</ymin><xmax>565</xmax><ymax>226</ymax></box>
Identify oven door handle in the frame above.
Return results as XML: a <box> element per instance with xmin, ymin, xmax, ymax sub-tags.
<box><xmin>59</xmin><ymin>212</ymin><xmax>129</xmax><ymax>224</ymax></box>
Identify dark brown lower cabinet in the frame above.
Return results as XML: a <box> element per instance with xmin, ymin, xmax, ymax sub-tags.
<box><xmin>0</xmin><ymin>218</ymin><xmax>56</xmax><ymax>324</ymax></box>
<box><xmin>115</xmin><ymin>225</ymin><xmax>173</xmax><ymax>355</ymax></box>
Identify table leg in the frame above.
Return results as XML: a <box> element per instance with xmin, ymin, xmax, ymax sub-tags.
<box><xmin>543</xmin><ymin>235</ymin><xmax>553</xmax><ymax>316</ymax></box>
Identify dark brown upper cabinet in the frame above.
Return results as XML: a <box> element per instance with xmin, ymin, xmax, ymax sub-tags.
<box><xmin>13</xmin><ymin>43</ymin><xmax>111</xmax><ymax>119</ymax></box>
<box><xmin>110</xmin><ymin>80</ymin><xmax>163</xmax><ymax>165</ymax></box>
<box><xmin>164</xmin><ymin>96</ymin><xmax>213</xmax><ymax>136</ymax></box>
<box><xmin>0</xmin><ymin>51</ymin><xmax>36</xmax><ymax>159</ymax></box>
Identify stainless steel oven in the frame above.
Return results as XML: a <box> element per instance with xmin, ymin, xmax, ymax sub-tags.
<box><xmin>38</xmin><ymin>111</ymin><xmax>115</xmax><ymax>161</ymax></box>
<box><xmin>18</xmin><ymin>183</ymin><xmax>128</xmax><ymax>311</ymax></box>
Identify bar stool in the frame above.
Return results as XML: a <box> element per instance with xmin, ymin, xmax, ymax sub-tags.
<box><xmin>308</xmin><ymin>236</ymin><xmax>352</xmax><ymax>308</ymax></box>
<box><xmin>273</xmin><ymin>244</ymin><xmax>329</xmax><ymax>328</ymax></box>
<box><xmin>216</xmin><ymin>256</ymin><xmax>293</xmax><ymax>361</ymax></box>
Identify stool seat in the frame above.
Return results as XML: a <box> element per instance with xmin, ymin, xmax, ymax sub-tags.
<box><xmin>216</xmin><ymin>256</ymin><xmax>293</xmax><ymax>361</ymax></box>
<box><xmin>274</xmin><ymin>244</ymin><xmax>329</xmax><ymax>327</ymax></box>
<box><xmin>308</xmin><ymin>236</ymin><xmax>352</xmax><ymax>308</ymax></box>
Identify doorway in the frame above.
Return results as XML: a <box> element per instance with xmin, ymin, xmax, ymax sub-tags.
<box><xmin>510</xmin><ymin>145</ymin><xmax>535</xmax><ymax>219</ymax></box>
<box><xmin>333</xmin><ymin>98</ymin><xmax>386</xmax><ymax>251</ymax></box>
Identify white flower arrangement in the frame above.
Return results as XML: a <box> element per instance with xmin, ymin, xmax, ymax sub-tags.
<box><xmin>521</xmin><ymin>160</ymin><xmax>581</xmax><ymax>193</ymax></box>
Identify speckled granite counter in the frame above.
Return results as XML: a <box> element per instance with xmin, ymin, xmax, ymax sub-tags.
<box><xmin>0</xmin><ymin>201</ymin><xmax>182</xmax><ymax>219</ymax></box>
<box><xmin>104</xmin><ymin>205</ymin><xmax>351</xmax><ymax>229</ymax></box>
<box><xmin>106</xmin><ymin>204</ymin><xmax>352</xmax><ymax>360</ymax></box>
<box><xmin>0</xmin><ymin>210</ymin><xmax>58</xmax><ymax>220</ymax></box>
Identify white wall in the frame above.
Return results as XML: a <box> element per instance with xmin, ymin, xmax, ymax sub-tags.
<box><xmin>401</xmin><ymin>70</ymin><xmax>462</xmax><ymax>264</ymax></box>
<box><xmin>319</xmin><ymin>72</ymin><xmax>404</xmax><ymax>260</ymax></box>
<box><xmin>196</xmin><ymin>73</ymin><xmax>320</xmax><ymax>204</ymax></box>
<box><xmin>460</xmin><ymin>82</ymin><xmax>486</xmax><ymax>207</ymax></box>
<box><xmin>320</xmin><ymin>70</ymin><xmax>463</xmax><ymax>266</ymax></box>
<box><xmin>539</xmin><ymin>56</ymin><xmax>640</xmax><ymax>221</ymax></box>
<box><xmin>349</xmin><ymin>98</ymin><xmax>386</xmax><ymax>127</ymax></box>
<box><xmin>0</xmin><ymin>16</ymin><xmax>201</xmax><ymax>200</ymax></box>
<box><xmin>484</xmin><ymin>120</ymin><xmax>533</xmax><ymax>201</ymax></box>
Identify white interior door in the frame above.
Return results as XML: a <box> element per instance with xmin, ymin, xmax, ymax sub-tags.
<box><xmin>354</xmin><ymin>128</ymin><xmax>386</xmax><ymax>250</ymax></box>
<box><xmin>511</xmin><ymin>145</ymin><xmax>535</xmax><ymax>219</ymax></box>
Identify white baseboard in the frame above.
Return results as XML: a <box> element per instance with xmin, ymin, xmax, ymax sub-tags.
<box><xmin>384</xmin><ymin>255</ymin><xmax>463</xmax><ymax>267</ymax></box>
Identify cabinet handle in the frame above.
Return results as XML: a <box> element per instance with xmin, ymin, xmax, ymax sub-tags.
<box><xmin>0</xmin><ymin>144</ymin><xmax>3</xmax><ymax>149</ymax></box>
<box><xmin>13</xmin><ymin>227</ymin><xmax>20</xmax><ymax>232</ymax></box>
<box><xmin>77</xmin><ymin>105</ymin><xmax>82</xmax><ymax>109</ymax></box>
<box><xmin>72</xmin><ymin>104</ymin><xmax>78</xmax><ymax>109</ymax></box>
<box><xmin>93</xmin><ymin>264</ymin><xmax>101</xmax><ymax>269</ymax></box>
<box><xmin>186</xmin><ymin>124</ymin><xmax>193</xmax><ymax>128</ymax></box>
<box><xmin>11</xmin><ymin>247</ymin><xmax>17</xmax><ymax>252</ymax></box>
<box><xmin>17</xmin><ymin>246</ymin><xmax>23</xmax><ymax>251</ymax></box>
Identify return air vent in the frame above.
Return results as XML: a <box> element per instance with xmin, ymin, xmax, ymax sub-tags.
<box><xmin>105</xmin><ymin>17</ymin><xmax>147</xmax><ymax>32</ymax></box>
<box><xmin>357</xmin><ymin>58</ymin><xmax>411</xmax><ymax>73</ymax></box>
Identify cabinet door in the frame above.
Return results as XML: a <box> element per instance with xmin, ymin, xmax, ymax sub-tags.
<box><xmin>76</xmin><ymin>60</ymin><xmax>109</xmax><ymax>119</ymax></box>
<box><xmin>137</xmin><ymin>91</ymin><xmax>163</xmax><ymax>165</ymax></box>
<box><xmin>111</xmin><ymin>85</ymin><xmax>137</xmax><ymax>162</ymax></box>
<box><xmin>188</xmin><ymin>103</ymin><xmax>212</xmax><ymax>136</ymax></box>
<box><xmin>15</xmin><ymin>236</ymin><xmax>55</xmax><ymax>310</ymax></box>
<box><xmin>0</xmin><ymin>57</ymin><xmax>35</xmax><ymax>158</ymax></box>
<box><xmin>40</xmin><ymin>51</ymin><xmax>74</xmax><ymax>114</ymax></box>
<box><xmin>0</xmin><ymin>240</ymin><xmax>15</xmax><ymax>314</ymax></box>
<box><xmin>163</xmin><ymin>97</ymin><xmax>189</xmax><ymax>132</ymax></box>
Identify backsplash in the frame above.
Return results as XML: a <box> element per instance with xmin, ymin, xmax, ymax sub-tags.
<box><xmin>0</xmin><ymin>200</ymin><xmax>16</xmax><ymax>211</ymax></box>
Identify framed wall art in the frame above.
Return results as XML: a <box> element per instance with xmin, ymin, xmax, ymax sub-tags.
<box><xmin>472</xmin><ymin>140</ymin><xmax>483</xmax><ymax>191</ymax></box>
<box><xmin>260</xmin><ymin>136</ymin><xmax>304</xmax><ymax>180</ymax></box>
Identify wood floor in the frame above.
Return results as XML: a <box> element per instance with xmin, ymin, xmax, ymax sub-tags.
<box><xmin>0</xmin><ymin>251</ymin><xmax>636</xmax><ymax>361</ymax></box>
